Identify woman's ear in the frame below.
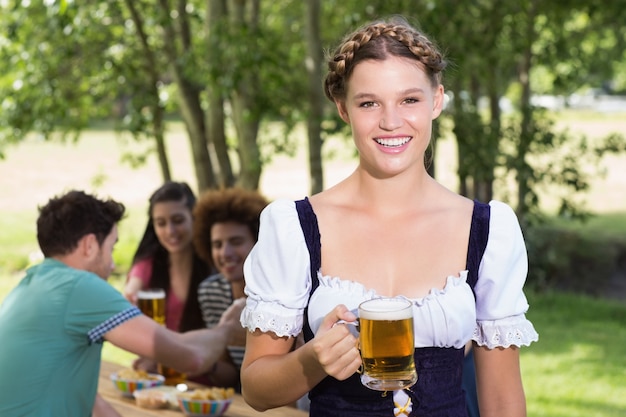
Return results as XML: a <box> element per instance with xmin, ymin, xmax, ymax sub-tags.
<box><xmin>335</xmin><ymin>100</ymin><xmax>350</xmax><ymax>124</ymax></box>
<box><xmin>431</xmin><ymin>85</ymin><xmax>445</xmax><ymax>120</ymax></box>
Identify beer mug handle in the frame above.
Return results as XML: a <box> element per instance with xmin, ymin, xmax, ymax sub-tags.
<box><xmin>333</xmin><ymin>320</ymin><xmax>363</xmax><ymax>374</ymax></box>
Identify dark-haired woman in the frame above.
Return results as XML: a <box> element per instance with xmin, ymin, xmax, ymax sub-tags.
<box><xmin>124</xmin><ymin>181</ymin><xmax>212</xmax><ymax>383</ymax></box>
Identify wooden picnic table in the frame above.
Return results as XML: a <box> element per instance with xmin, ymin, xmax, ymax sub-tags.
<box><xmin>98</xmin><ymin>361</ymin><xmax>308</xmax><ymax>417</ymax></box>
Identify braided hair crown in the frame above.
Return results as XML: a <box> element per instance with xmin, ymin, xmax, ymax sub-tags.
<box><xmin>324</xmin><ymin>16</ymin><xmax>446</xmax><ymax>102</ymax></box>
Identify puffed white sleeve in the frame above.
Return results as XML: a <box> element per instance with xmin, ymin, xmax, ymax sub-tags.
<box><xmin>472</xmin><ymin>200</ymin><xmax>539</xmax><ymax>348</ymax></box>
<box><xmin>240</xmin><ymin>199</ymin><xmax>312</xmax><ymax>338</ymax></box>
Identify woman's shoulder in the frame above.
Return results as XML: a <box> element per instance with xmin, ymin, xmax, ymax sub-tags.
<box><xmin>255</xmin><ymin>198</ymin><xmax>312</xmax><ymax>246</ymax></box>
<box><xmin>487</xmin><ymin>200</ymin><xmax>521</xmax><ymax>227</ymax></box>
<box><xmin>261</xmin><ymin>198</ymin><xmax>297</xmax><ymax>216</ymax></box>
<box><xmin>488</xmin><ymin>199</ymin><xmax>515</xmax><ymax>212</ymax></box>
<box><xmin>128</xmin><ymin>257</ymin><xmax>153</xmax><ymax>278</ymax></box>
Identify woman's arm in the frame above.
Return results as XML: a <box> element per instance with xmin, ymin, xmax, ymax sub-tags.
<box><xmin>124</xmin><ymin>258</ymin><xmax>153</xmax><ymax>304</ymax></box>
<box><xmin>474</xmin><ymin>344</ymin><xmax>527</xmax><ymax>417</ymax></box>
<box><xmin>240</xmin><ymin>305</ymin><xmax>361</xmax><ymax>411</ymax></box>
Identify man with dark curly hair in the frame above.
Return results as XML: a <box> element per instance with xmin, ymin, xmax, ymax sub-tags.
<box><xmin>193</xmin><ymin>187</ymin><xmax>269</xmax><ymax>390</ymax></box>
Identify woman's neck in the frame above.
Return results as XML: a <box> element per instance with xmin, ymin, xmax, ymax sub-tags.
<box><xmin>349</xmin><ymin>165</ymin><xmax>435</xmax><ymax>213</ymax></box>
<box><xmin>168</xmin><ymin>247</ymin><xmax>193</xmax><ymax>282</ymax></box>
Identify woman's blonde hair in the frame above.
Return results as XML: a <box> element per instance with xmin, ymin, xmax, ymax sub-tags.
<box><xmin>324</xmin><ymin>16</ymin><xmax>446</xmax><ymax>102</ymax></box>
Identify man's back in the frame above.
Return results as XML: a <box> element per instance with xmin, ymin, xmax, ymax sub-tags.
<box><xmin>0</xmin><ymin>258</ymin><xmax>135</xmax><ymax>416</ymax></box>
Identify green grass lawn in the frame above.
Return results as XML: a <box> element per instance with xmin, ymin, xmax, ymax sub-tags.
<box><xmin>546</xmin><ymin>211</ymin><xmax>626</xmax><ymax>239</ymax></box>
<box><xmin>522</xmin><ymin>291</ymin><xmax>626</xmax><ymax>416</ymax></box>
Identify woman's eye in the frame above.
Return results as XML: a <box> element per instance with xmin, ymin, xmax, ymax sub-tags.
<box><xmin>404</xmin><ymin>97</ymin><xmax>419</xmax><ymax>104</ymax></box>
<box><xmin>359</xmin><ymin>101</ymin><xmax>376</xmax><ymax>108</ymax></box>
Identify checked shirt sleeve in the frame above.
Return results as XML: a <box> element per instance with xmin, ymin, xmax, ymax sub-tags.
<box><xmin>87</xmin><ymin>306</ymin><xmax>142</xmax><ymax>344</ymax></box>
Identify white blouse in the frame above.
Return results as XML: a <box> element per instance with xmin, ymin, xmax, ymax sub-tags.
<box><xmin>241</xmin><ymin>199</ymin><xmax>538</xmax><ymax>349</ymax></box>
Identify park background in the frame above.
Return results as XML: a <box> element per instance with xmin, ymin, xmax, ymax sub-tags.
<box><xmin>1</xmin><ymin>1</ymin><xmax>626</xmax><ymax>416</ymax></box>
<box><xmin>1</xmin><ymin>113</ymin><xmax>625</xmax><ymax>417</ymax></box>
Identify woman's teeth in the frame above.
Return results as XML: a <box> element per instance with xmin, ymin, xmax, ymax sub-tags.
<box><xmin>375</xmin><ymin>137</ymin><xmax>411</xmax><ymax>147</ymax></box>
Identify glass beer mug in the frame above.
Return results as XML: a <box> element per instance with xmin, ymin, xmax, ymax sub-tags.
<box><xmin>137</xmin><ymin>288</ymin><xmax>166</xmax><ymax>325</ymax></box>
<box><xmin>358</xmin><ymin>297</ymin><xmax>418</xmax><ymax>391</ymax></box>
<box><xmin>137</xmin><ymin>288</ymin><xmax>186</xmax><ymax>385</ymax></box>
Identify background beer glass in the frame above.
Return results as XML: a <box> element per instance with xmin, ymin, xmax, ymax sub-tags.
<box><xmin>137</xmin><ymin>288</ymin><xmax>166</xmax><ymax>325</ymax></box>
<box><xmin>358</xmin><ymin>297</ymin><xmax>417</xmax><ymax>391</ymax></box>
<box><xmin>136</xmin><ymin>288</ymin><xmax>186</xmax><ymax>385</ymax></box>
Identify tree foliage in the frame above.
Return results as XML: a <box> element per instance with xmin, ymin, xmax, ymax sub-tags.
<box><xmin>0</xmin><ymin>0</ymin><xmax>624</xmax><ymax>224</ymax></box>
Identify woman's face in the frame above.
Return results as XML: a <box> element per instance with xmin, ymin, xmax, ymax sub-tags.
<box><xmin>335</xmin><ymin>56</ymin><xmax>444</xmax><ymax>177</ymax></box>
<box><xmin>210</xmin><ymin>221</ymin><xmax>256</xmax><ymax>283</ymax></box>
<box><xmin>151</xmin><ymin>199</ymin><xmax>194</xmax><ymax>254</ymax></box>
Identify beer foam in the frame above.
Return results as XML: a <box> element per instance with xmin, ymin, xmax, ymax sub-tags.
<box><xmin>137</xmin><ymin>289</ymin><xmax>165</xmax><ymax>299</ymax></box>
<box><xmin>358</xmin><ymin>298</ymin><xmax>413</xmax><ymax>320</ymax></box>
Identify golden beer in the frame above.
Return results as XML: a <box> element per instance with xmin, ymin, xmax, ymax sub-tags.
<box><xmin>137</xmin><ymin>288</ymin><xmax>166</xmax><ymax>326</ymax></box>
<box><xmin>137</xmin><ymin>288</ymin><xmax>186</xmax><ymax>385</ymax></box>
<box><xmin>358</xmin><ymin>298</ymin><xmax>417</xmax><ymax>391</ymax></box>
<box><xmin>157</xmin><ymin>363</ymin><xmax>187</xmax><ymax>386</ymax></box>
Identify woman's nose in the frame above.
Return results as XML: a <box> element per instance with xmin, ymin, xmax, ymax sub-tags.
<box><xmin>379</xmin><ymin>107</ymin><xmax>403</xmax><ymax>130</ymax></box>
<box><xmin>165</xmin><ymin>222</ymin><xmax>177</xmax><ymax>235</ymax></box>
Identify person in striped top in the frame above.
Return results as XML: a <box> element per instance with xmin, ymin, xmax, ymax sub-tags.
<box><xmin>193</xmin><ymin>187</ymin><xmax>269</xmax><ymax>390</ymax></box>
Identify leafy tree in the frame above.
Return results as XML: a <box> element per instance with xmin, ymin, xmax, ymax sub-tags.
<box><xmin>0</xmin><ymin>2</ymin><xmax>119</xmax><ymax>152</ymax></box>
<box><xmin>0</xmin><ymin>0</ymin><xmax>624</xmax><ymax>220</ymax></box>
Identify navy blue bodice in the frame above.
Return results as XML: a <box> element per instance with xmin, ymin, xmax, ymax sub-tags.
<box><xmin>295</xmin><ymin>198</ymin><xmax>490</xmax><ymax>417</ymax></box>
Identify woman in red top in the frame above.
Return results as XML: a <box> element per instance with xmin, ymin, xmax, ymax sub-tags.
<box><xmin>125</xmin><ymin>181</ymin><xmax>209</xmax><ymax>333</ymax></box>
<box><xmin>124</xmin><ymin>182</ymin><xmax>215</xmax><ymax>385</ymax></box>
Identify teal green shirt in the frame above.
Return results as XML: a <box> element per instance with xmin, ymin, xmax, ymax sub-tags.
<box><xmin>0</xmin><ymin>259</ymin><xmax>140</xmax><ymax>416</ymax></box>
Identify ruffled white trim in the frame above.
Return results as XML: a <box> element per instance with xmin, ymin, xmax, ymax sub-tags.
<box><xmin>317</xmin><ymin>270</ymin><xmax>469</xmax><ymax>305</ymax></box>
<box><xmin>309</xmin><ymin>271</ymin><xmax>476</xmax><ymax>349</ymax></box>
<box><xmin>472</xmin><ymin>315</ymin><xmax>539</xmax><ymax>348</ymax></box>
<box><xmin>317</xmin><ymin>273</ymin><xmax>377</xmax><ymax>297</ymax></box>
<box><xmin>240</xmin><ymin>301</ymin><xmax>303</xmax><ymax>338</ymax></box>
<box><xmin>413</xmin><ymin>271</ymin><xmax>469</xmax><ymax>306</ymax></box>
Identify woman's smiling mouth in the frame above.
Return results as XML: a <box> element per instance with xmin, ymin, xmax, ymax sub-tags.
<box><xmin>374</xmin><ymin>136</ymin><xmax>412</xmax><ymax>147</ymax></box>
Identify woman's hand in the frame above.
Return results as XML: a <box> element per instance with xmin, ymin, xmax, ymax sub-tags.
<box><xmin>123</xmin><ymin>277</ymin><xmax>143</xmax><ymax>304</ymax></box>
<box><xmin>309</xmin><ymin>305</ymin><xmax>361</xmax><ymax>381</ymax></box>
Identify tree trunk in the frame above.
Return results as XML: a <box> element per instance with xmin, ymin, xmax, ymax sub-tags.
<box><xmin>177</xmin><ymin>80</ymin><xmax>218</xmax><ymax>191</ymax></box>
<box><xmin>205</xmin><ymin>0</ymin><xmax>234</xmax><ymax>189</ymax></box>
<box><xmin>305</xmin><ymin>0</ymin><xmax>324</xmax><ymax>195</ymax></box>
<box><xmin>123</xmin><ymin>0</ymin><xmax>171</xmax><ymax>182</ymax></box>
<box><xmin>231</xmin><ymin>92</ymin><xmax>261</xmax><ymax>189</ymax></box>
<box><xmin>153</xmin><ymin>108</ymin><xmax>172</xmax><ymax>182</ymax></box>
<box><xmin>228</xmin><ymin>0</ymin><xmax>262</xmax><ymax>190</ymax></box>
<box><xmin>158</xmin><ymin>0</ymin><xmax>216</xmax><ymax>191</ymax></box>
<box><xmin>517</xmin><ymin>0</ymin><xmax>537</xmax><ymax>222</ymax></box>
